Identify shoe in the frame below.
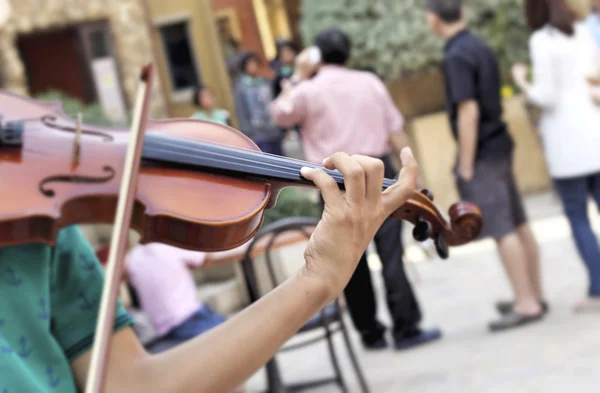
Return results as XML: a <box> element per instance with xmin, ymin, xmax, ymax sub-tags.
<box><xmin>394</xmin><ymin>328</ymin><xmax>442</xmax><ymax>351</ymax></box>
<box><xmin>362</xmin><ymin>336</ymin><xmax>388</xmax><ymax>350</ymax></box>
<box><xmin>360</xmin><ymin>321</ymin><xmax>388</xmax><ymax>350</ymax></box>
<box><xmin>496</xmin><ymin>300</ymin><xmax>549</xmax><ymax>315</ymax></box>
<box><xmin>489</xmin><ymin>311</ymin><xmax>544</xmax><ymax>332</ymax></box>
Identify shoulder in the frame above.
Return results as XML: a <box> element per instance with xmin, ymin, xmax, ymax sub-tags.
<box><xmin>444</xmin><ymin>49</ymin><xmax>473</xmax><ymax>69</ymax></box>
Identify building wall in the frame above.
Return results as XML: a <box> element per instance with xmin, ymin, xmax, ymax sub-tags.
<box><xmin>212</xmin><ymin>0</ymin><xmax>266</xmax><ymax>64</ymax></box>
<box><xmin>146</xmin><ymin>0</ymin><xmax>233</xmax><ymax>119</ymax></box>
<box><xmin>0</xmin><ymin>0</ymin><xmax>167</xmax><ymax>118</ymax></box>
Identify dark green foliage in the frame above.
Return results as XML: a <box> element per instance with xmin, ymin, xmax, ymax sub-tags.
<box><xmin>35</xmin><ymin>90</ymin><xmax>130</xmax><ymax>127</ymax></box>
<box><xmin>262</xmin><ymin>188</ymin><xmax>322</xmax><ymax>227</ymax></box>
<box><xmin>300</xmin><ymin>0</ymin><xmax>530</xmax><ymax>84</ymax></box>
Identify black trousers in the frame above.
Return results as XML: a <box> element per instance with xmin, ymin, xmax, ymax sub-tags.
<box><xmin>319</xmin><ymin>155</ymin><xmax>422</xmax><ymax>341</ymax></box>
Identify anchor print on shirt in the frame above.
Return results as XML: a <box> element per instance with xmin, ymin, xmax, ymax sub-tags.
<box><xmin>4</xmin><ymin>266</ymin><xmax>22</xmax><ymax>287</ymax></box>
<box><xmin>46</xmin><ymin>366</ymin><xmax>61</xmax><ymax>389</ymax></box>
<box><xmin>38</xmin><ymin>298</ymin><xmax>50</xmax><ymax>320</ymax></box>
<box><xmin>17</xmin><ymin>336</ymin><xmax>32</xmax><ymax>358</ymax></box>
<box><xmin>78</xmin><ymin>252</ymin><xmax>96</xmax><ymax>275</ymax></box>
<box><xmin>78</xmin><ymin>290</ymin><xmax>95</xmax><ymax>311</ymax></box>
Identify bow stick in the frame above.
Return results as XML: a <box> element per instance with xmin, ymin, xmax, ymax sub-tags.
<box><xmin>84</xmin><ymin>64</ymin><xmax>154</xmax><ymax>393</ymax></box>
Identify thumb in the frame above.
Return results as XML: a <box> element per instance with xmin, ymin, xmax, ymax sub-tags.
<box><xmin>382</xmin><ymin>148</ymin><xmax>419</xmax><ymax>214</ymax></box>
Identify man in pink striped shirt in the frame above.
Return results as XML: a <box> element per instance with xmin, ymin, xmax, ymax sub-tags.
<box><xmin>125</xmin><ymin>243</ymin><xmax>226</xmax><ymax>353</ymax></box>
<box><xmin>270</xmin><ymin>28</ymin><xmax>441</xmax><ymax>351</ymax></box>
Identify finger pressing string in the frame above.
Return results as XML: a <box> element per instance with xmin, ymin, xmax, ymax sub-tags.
<box><xmin>322</xmin><ymin>152</ymin><xmax>366</xmax><ymax>204</ymax></box>
<box><xmin>300</xmin><ymin>167</ymin><xmax>343</xmax><ymax>207</ymax></box>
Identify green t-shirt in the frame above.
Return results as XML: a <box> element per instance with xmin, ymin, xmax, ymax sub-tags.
<box><xmin>190</xmin><ymin>109</ymin><xmax>230</xmax><ymax>125</ymax></box>
<box><xmin>0</xmin><ymin>226</ymin><xmax>133</xmax><ymax>393</ymax></box>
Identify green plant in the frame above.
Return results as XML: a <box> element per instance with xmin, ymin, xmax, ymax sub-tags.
<box><xmin>35</xmin><ymin>90</ymin><xmax>130</xmax><ymax>127</ymax></box>
<box><xmin>300</xmin><ymin>0</ymin><xmax>530</xmax><ymax>84</ymax></box>
<box><xmin>262</xmin><ymin>188</ymin><xmax>322</xmax><ymax>227</ymax></box>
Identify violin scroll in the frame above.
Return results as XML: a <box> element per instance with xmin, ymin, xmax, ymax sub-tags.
<box><xmin>397</xmin><ymin>189</ymin><xmax>483</xmax><ymax>260</ymax></box>
<box><xmin>448</xmin><ymin>202</ymin><xmax>484</xmax><ymax>246</ymax></box>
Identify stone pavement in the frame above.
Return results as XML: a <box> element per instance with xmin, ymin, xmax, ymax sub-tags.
<box><xmin>244</xmin><ymin>192</ymin><xmax>600</xmax><ymax>392</ymax></box>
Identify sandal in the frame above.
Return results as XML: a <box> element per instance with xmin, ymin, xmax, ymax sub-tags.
<box><xmin>496</xmin><ymin>300</ymin><xmax>549</xmax><ymax>315</ymax></box>
<box><xmin>489</xmin><ymin>311</ymin><xmax>544</xmax><ymax>332</ymax></box>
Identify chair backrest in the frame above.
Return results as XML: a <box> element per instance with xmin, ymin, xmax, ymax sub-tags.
<box><xmin>242</xmin><ymin>216</ymin><xmax>319</xmax><ymax>292</ymax></box>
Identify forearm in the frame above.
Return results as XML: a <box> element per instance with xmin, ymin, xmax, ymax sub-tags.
<box><xmin>269</xmin><ymin>89</ymin><xmax>303</xmax><ymax>128</ymax></box>
<box><xmin>389</xmin><ymin>131</ymin><xmax>410</xmax><ymax>155</ymax></box>
<box><xmin>457</xmin><ymin>104</ymin><xmax>478</xmax><ymax>170</ymax></box>
<box><xmin>141</xmin><ymin>268</ymin><xmax>332</xmax><ymax>393</ymax></box>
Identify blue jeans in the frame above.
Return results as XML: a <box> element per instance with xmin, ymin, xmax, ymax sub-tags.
<box><xmin>554</xmin><ymin>172</ymin><xmax>600</xmax><ymax>296</ymax></box>
<box><xmin>146</xmin><ymin>305</ymin><xmax>226</xmax><ymax>353</ymax></box>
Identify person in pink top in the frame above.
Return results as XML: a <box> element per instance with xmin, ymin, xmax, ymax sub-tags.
<box><xmin>125</xmin><ymin>242</ymin><xmax>226</xmax><ymax>353</ymax></box>
<box><xmin>270</xmin><ymin>28</ymin><xmax>442</xmax><ymax>351</ymax></box>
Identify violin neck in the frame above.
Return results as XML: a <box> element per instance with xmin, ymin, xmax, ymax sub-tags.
<box><xmin>142</xmin><ymin>134</ymin><xmax>397</xmax><ymax>191</ymax></box>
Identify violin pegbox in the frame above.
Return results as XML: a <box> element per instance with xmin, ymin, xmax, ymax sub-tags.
<box><xmin>411</xmin><ymin>189</ymin><xmax>450</xmax><ymax>260</ymax></box>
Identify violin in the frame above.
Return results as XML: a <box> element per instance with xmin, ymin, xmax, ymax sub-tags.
<box><xmin>0</xmin><ymin>65</ymin><xmax>481</xmax><ymax>393</ymax></box>
<box><xmin>0</xmin><ymin>93</ymin><xmax>482</xmax><ymax>258</ymax></box>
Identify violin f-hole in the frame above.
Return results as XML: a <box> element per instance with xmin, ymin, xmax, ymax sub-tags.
<box><xmin>38</xmin><ymin>166</ymin><xmax>116</xmax><ymax>197</ymax></box>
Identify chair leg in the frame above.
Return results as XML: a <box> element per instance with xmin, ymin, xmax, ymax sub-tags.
<box><xmin>324</xmin><ymin>322</ymin><xmax>348</xmax><ymax>393</ymax></box>
<box><xmin>339</xmin><ymin>316</ymin><xmax>370</xmax><ymax>393</ymax></box>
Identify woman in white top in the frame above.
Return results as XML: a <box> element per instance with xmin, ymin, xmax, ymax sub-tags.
<box><xmin>513</xmin><ymin>0</ymin><xmax>600</xmax><ymax>312</ymax></box>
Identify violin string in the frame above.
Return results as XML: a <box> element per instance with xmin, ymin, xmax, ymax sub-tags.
<box><xmin>143</xmin><ymin>137</ymin><xmax>349</xmax><ymax>187</ymax></box>
<box><xmin>144</xmin><ymin>134</ymin><xmax>389</xmax><ymax>188</ymax></box>
<box><xmin>144</xmin><ymin>139</ymin><xmax>323</xmax><ymax>183</ymax></box>
<box><xmin>145</xmin><ymin>135</ymin><xmax>397</xmax><ymax>189</ymax></box>
<box><xmin>144</xmin><ymin>134</ymin><xmax>344</xmax><ymax>182</ymax></box>
<box><xmin>12</xmin><ymin>115</ymin><xmax>397</xmax><ymax>188</ymax></box>
<box><xmin>149</xmin><ymin>133</ymin><xmax>325</xmax><ymax>174</ymax></box>
<box><xmin>145</xmin><ymin>134</ymin><xmax>397</xmax><ymax>189</ymax></box>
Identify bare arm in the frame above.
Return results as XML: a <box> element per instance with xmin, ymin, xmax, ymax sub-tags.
<box><xmin>269</xmin><ymin>83</ymin><xmax>308</xmax><ymax>128</ymax></box>
<box><xmin>72</xmin><ymin>270</ymin><xmax>332</xmax><ymax>393</ymax></box>
<box><xmin>457</xmin><ymin>100</ymin><xmax>479</xmax><ymax>181</ymax></box>
<box><xmin>389</xmin><ymin>131</ymin><xmax>410</xmax><ymax>154</ymax></box>
<box><xmin>72</xmin><ymin>149</ymin><xmax>420</xmax><ymax>393</ymax></box>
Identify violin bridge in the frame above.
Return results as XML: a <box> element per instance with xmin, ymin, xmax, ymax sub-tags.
<box><xmin>0</xmin><ymin>119</ymin><xmax>24</xmax><ymax>147</ymax></box>
<box><xmin>73</xmin><ymin>112</ymin><xmax>82</xmax><ymax>164</ymax></box>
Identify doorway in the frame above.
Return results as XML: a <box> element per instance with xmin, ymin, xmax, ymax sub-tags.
<box><xmin>17</xmin><ymin>21</ymin><xmax>128</xmax><ymax>122</ymax></box>
<box><xmin>18</xmin><ymin>26</ymin><xmax>95</xmax><ymax>103</ymax></box>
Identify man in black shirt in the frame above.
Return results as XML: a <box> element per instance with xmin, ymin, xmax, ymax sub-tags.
<box><xmin>426</xmin><ymin>0</ymin><xmax>547</xmax><ymax>332</ymax></box>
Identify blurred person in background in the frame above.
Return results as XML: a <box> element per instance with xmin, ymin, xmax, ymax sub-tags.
<box><xmin>426</xmin><ymin>0</ymin><xmax>546</xmax><ymax>332</ymax></box>
<box><xmin>272</xmin><ymin>39</ymin><xmax>300</xmax><ymax>98</ymax></box>
<box><xmin>190</xmin><ymin>85</ymin><xmax>231</xmax><ymax>126</ymax></box>
<box><xmin>234</xmin><ymin>51</ymin><xmax>284</xmax><ymax>156</ymax></box>
<box><xmin>125</xmin><ymin>243</ymin><xmax>228</xmax><ymax>353</ymax></box>
<box><xmin>586</xmin><ymin>0</ymin><xmax>600</xmax><ymax>47</ymax></box>
<box><xmin>270</xmin><ymin>28</ymin><xmax>442</xmax><ymax>351</ymax></box>
<box><xmin>513</xmin><ymin>0</ymin><xmax>600</xmax><ymax>312</ymax></box>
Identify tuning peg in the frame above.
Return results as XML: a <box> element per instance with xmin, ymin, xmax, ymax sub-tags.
<box><xmin>412</xmin><ymin>216</ymin><xmax>432</xmax><ymax>242</ymax></box>
<box><xmin>421</xmin><ymin>189</ymin><xmax>434</xmax><ymax>201</ymax></box>
<box><xmin>435</xmin><ymin>233</ymin><xmax>449</xmax><ymax>260</ymax></box>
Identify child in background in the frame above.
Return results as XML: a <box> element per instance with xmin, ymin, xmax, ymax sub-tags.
<box><xmin>191</xmin><ymin>85</ymin><xmax>231</xmax><ymax>126</ymax></box>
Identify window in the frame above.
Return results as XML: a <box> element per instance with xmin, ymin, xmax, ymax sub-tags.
<box><xmin>159</xmin><ymin>21</ymin><xmax>200</xmax><ymax>91</ymax></box>
<box><xmin>89</xmin><ymin>30</ymin><xmax>109</xmax><ymax>59</ymax></box>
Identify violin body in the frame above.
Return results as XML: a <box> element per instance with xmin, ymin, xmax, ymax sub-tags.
<box><xmin>0</xmin><ymin>91</ymin><xmax>274</xmax><ymax>251</ymax></box>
